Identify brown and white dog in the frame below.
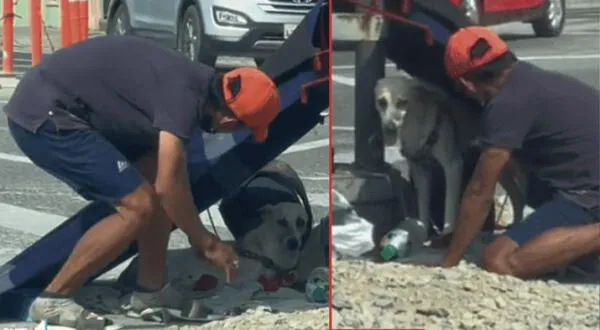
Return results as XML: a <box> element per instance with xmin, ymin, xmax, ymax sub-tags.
<box><xmin>374</xmin><ymin>72</ymin><xmax>528</xmax><ymax>244</ymax></box>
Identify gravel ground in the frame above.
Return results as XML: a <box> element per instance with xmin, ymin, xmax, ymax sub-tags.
<box><xmin>332</xmin><ymin>260</ymin><xmax>600</xmax><ymax>330</ymax></box>
<box><xmin>174</xmin><ymin>308</ymin><xmax>329</xmax><ymax>330</ymax></box>
<box><xmin>2</xmin><ymin>308</ymin><xmax>329</xmax><ymax>330</ymax></box>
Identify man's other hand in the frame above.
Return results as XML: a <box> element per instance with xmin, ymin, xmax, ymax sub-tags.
<box><xmin>200</xmin><ymin>235</ymin><xmax>240</xmax><ymax>283</ymax></box>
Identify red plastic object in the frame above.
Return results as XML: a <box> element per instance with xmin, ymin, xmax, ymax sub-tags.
<box><xmin>193</xmin><ymin>274</ymin><xmax>219</xmax><ymax>291</ymax></box>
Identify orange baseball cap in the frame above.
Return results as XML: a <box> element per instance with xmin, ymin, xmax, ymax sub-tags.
<box><xmin>222</xmin><ymin>67</ymin><xmax>281</xmax><ymax>143</ymax></box>
<box><xmin>444</xmin><ymin>26</ymin><xmax>512</xmax><ymax>80</ymax></box>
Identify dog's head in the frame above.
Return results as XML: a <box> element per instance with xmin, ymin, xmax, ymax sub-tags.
<box><xmin>219</xmin><ymin>160</ymin><xmax>313</xmax><ymax>273</ymax></box>
<box><xmin>374</xmin><ymin>73</ymin><xmax>414</xmax><ymax>146</ymax></box>
<box><xmin>241</xmin><ymin>202</ymin><xmax>309</xmax><ymax>270</ymax></box>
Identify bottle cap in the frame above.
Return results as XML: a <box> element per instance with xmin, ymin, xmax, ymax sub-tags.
<box><xmin>380</xmin><ymin>245</ymin><xmax>398</xmax><ymax>261</ymax></box>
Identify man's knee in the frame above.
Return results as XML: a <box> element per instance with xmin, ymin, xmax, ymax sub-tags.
<box><xmin>481</xmin><ymin>236</ymin><xmax>519</xmax><ymax>275</ymax></box>
<box><xmin>116</xmin><ymin>182</ymin><xmax>160</xmax><ymax>230</ymax></box>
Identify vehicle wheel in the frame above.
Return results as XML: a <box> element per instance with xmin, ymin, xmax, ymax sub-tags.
<box><xmin>531</xmin><ymin>0</ymin><xmax>565</xmax><ymax>37</ymax></box>
<box><xmin>177</xmin><ymin>5</ymin><xmax>217</xmax><ymax>66</ymax></box>
<box><xmin>106</xmin><ymin>3</ymin><xmax>132</xmax><ymax>36</ymax></box>
<box><xmin>461</xmin><ymin>0</ymin><xmax>480</xmax><ymax>25</ymax></box>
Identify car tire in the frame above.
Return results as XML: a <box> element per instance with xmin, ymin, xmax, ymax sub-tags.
<box><xmin>106</xmin><ymin>3</ymin><xmax>132</xmax><ymax>36</ymax></box>
<box><xmin>531</xmin><ymin>0</ymin><xmax>565</xmax><ymax>38</ymax></box>
<box><xmin>461</xmin><ymin>0</ymin><xmax>480</xmax><ymax>25</ymax></box>
<box><xmin>177</xmin><ymin>5</ymin><xmax>217</xmax><ymax>66</ymax></box>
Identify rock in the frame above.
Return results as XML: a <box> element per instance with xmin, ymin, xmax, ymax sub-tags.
<box><xmin>494</xmin><ymin>296</ymin><xmax>507</xmax><ymax>308</ymax></box>
<box><xmin>332</xmin><ymin>291</ymin><xmax>352</xmax><ymax>309</ymax></box>
<box><xmin>416</xmin><ymin>307</ymin><xmax>450</xmax><ymax>318</ymax></box>
<box><xmin>373</xmin><ymin>297</ymin><xmax>394</xmax><ymax>308</ymax></box>
<box><xmin>459</xmin><ymin>318</ymin><xmax>482</xmax><ymax>330</ymax></box>
<box><xmin>479</xmin><ymin>297</ymin><xmax>496</xmax><ymax>309</ymax></box>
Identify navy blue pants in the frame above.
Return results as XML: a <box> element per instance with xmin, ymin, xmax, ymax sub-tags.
<box><xmin>505</xmin><ymin>177</ymin><xmax>599</xmax><ymax>246</ymax></box>
<box><xmin>8</xmin><ymin>119</ymin><xmax>145</xmax><ymax>205</ymax></box>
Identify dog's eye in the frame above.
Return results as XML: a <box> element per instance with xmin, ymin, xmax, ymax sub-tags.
<box><xmin>395</xmin><ymin>99</ymin><xmax>407</xmax><ymax>109</ymax></box>
<box><xmin>296</xmin><ymin>218</ymin><xmax>305</xmax><ymax>228</ymax></box>
<box><xmin>277</xmin><ymin>219</ymin><xmax>288</xmax><ymax>227</ymax></box>
<box><xmin>376</xmin><ymin>97</ymin><xmax>388</xmax><ymax>110</ymax></box>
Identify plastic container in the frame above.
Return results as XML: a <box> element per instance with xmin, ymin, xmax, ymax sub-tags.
<box><xmin>305</xmin><ymin>266</ymin><xmax>329</xmax><ymax>303</ymax></box>
<box><xmin>380</xmin><ymin>228</ymin><xmax>411</xmax><ymax>261</ymax></box>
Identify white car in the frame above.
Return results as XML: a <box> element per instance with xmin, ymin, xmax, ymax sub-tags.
<box><xmin>103</xmin><ymin>0</ymin><xmax>319</xmax><ymax>66</ymax></box>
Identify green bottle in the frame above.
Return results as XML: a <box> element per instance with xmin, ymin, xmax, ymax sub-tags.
<box><xmin>380</xmin><ymin>228</ymin><xmax>411</xmax><ymax>261</ymax></box>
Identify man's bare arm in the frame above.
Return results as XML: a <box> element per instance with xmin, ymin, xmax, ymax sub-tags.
<box><xmin>154</xmin><ymin>131</ymin><xmax>215</xmax><ymax>250</ymax></box>
<box><xmin>443</xmin><ymin>147</ymin><xmax>512</xmax><ymax>264</ymax></box>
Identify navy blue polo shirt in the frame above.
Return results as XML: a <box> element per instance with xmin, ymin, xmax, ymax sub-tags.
<box><xmin>5</xmin><ymin>35</ymin><xmax>215</xmax><ymax>157</ymax></box>
<box><xmin>480</xmin><ymin>61</ymin><xmax>600</xmax><ymax>210</ymax></box>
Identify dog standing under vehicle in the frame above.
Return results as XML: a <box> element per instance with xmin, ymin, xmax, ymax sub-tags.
<box><xmin>375</xmin><ymin>72</ymin><xmax>527</xmax><ymax>245</ymax></box>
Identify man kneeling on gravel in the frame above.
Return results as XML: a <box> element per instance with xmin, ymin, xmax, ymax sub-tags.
<box><xmin>5</xmin><ymin>35</ymin><xmax>280</xmax><ymax>328</ymax></box>
<box><xmin>431</xmin><ymin>26</ymin><xmax>600</xmax><ymax>279</ymax></box>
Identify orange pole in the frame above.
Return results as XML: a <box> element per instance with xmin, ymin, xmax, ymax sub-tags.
<box><xmin>68</xmin><ymin>0</ymin><xmax>80</xmax><ymax>43</ymax></box>
<box><xmin>2</xmin><ymin>0</ymin><xmax>14</xmax><ymax>74</ymax></box>
<box><xmin>29</xmin><ymin>0</ymin><xmax>43</xmax><ymax>66</ymax></box>
<box><xmin>78</xmin><ymin>0</ymin><xmax>88</xmax><ymax>41</ymax></box>
<box><xmin>60</xmin><ymin>0</ymin><xmax>71</xmax><ymax>47</ymax></box>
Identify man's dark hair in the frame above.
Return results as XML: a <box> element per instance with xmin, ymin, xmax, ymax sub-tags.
<box><xmin>208</xmin><ymin>74</ymin><xmax>237</xmax><ymax>117</ymax></box>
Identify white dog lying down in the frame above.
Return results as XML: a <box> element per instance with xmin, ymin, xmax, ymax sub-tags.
<box><xmin>93</xmin><ymin>161</ymin><xmax>326</xmax><ymax>317</ymax></box>
<box><xmin>374</xmin><ymin>72</ymin><xmax>528</xmax><ymax>242</ymax></box>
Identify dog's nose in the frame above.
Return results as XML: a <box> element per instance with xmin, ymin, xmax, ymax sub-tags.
<box><xmin>383</xmin><ymin>122</ymin><xmax>396</xmax><ymax>133</ymax></box>
<box><xmin>286</xmin><ymin>238</ymin><xmax>300</xmax><ymax>251</ymax></box>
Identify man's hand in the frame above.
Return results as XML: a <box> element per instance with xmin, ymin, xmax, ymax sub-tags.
<box><xmin>443</xmin><ymin>147</ymin><xmax>512</xmax><ymax>264</ymax></box>
<box><xmin>199</xmin><ymin>235</ymin><xmax>239</xmax><ymax>283</ymax></box>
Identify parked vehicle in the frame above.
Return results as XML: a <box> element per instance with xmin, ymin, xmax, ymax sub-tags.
<box><xmin>450</xmin><ymin>0</ymin><xmax>566</xmax><ymax>37</ymax></box>
<box><xmin>103</xmin><ymin>0</ymin><xmax>319</xmax><ymax>66</ymax></box>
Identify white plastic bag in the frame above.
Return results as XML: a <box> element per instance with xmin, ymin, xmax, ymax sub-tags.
<box><xmin>331</xmin><ymin>189</ymin><xmax>375</xmax><ymax>258</ymax></box>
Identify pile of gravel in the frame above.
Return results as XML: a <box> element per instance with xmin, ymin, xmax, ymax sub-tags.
<box><xmin>173</xmin><ymin>308</ymin><xmax>328</xmax><ymax>330</ymax></box>
<box><xmin>332</xmin><ymin>260</ymin><xmax>599</xmax><ymax>330</ymax></box>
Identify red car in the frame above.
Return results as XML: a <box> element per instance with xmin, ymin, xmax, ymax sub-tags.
<box><xmin>450</xmin><ymin>0</ymin><xmax>566</xmax><ymax>37</ymax></box>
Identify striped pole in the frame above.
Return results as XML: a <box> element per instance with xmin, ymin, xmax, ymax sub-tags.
<box><xmin>78</xmin><ymin>0</ymin><xmax>88</xmax><ymax>41</ymax></box>
<box><xmin>29</xmin><ymin>0</ymin><xmax>43</xmax><ymax>66</ymax></box>
<box><xmin>68</xmin><ymin>0</ymin><xmax>81</xmax><ymax>43</ymax></box>
<box><xmin>60</xmin><ymin>0</ymin><xmax>71</xmax><ymax>47</ymax></box>
<box><xmin>2</xmin><ymin>0</ymin><xmax>14</xmax><ymax>74</ymax></box>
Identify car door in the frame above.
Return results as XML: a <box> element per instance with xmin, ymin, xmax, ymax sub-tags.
<box><xmin>127</xmin><ymin>0</ymin><xmax>180</xmax><ymax>46</ymax></box>
<box><xmin>481</xmin><ymin>0</ymin><xmax>545</xmax><ymax>13</ymax></box>
<box><xmin>128</xmin><ymin>0</ymin><xmax>179</xmax><ymax>35</ymax></box>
